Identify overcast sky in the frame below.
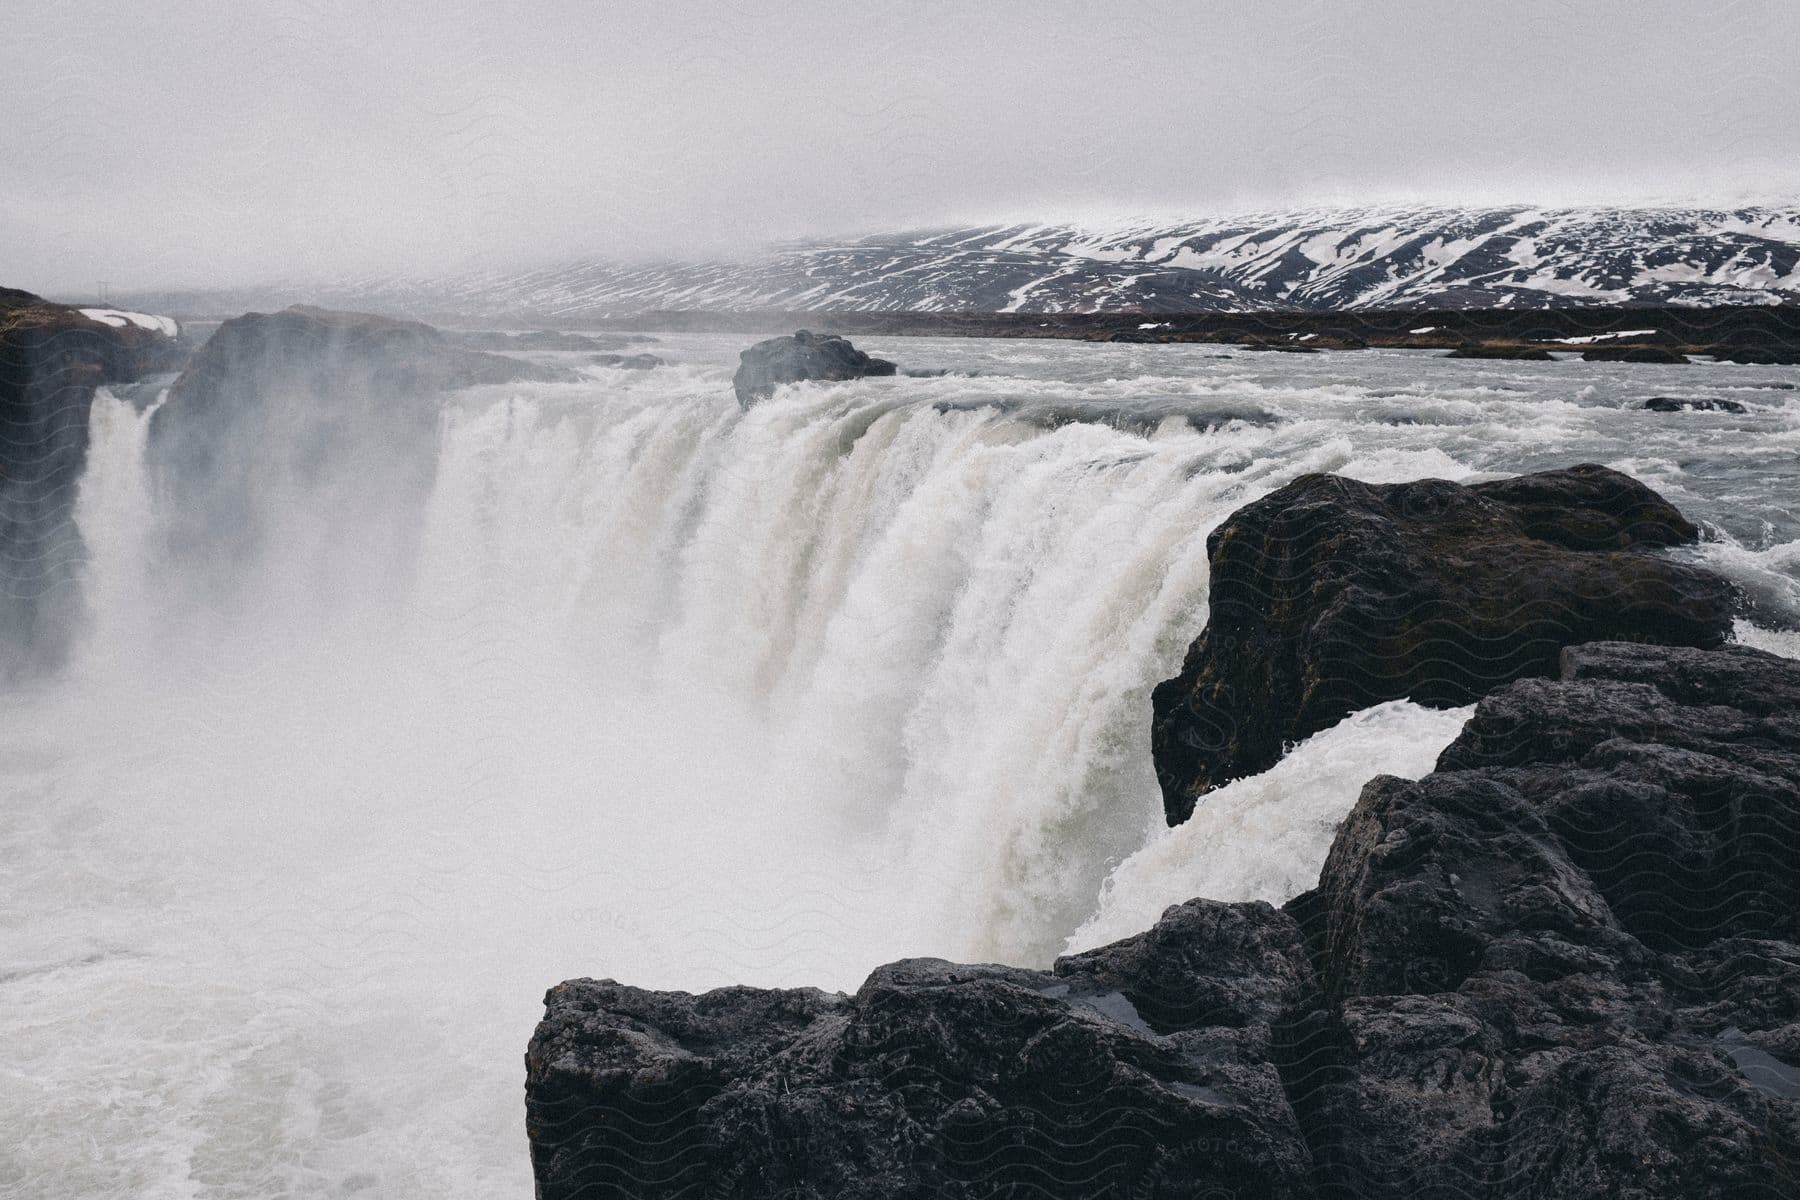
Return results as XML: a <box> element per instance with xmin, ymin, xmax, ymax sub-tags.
<box><xmin>7</xmin><ymin>0</ymin><xmax>1799</xmax><ymax>292</ymax></box>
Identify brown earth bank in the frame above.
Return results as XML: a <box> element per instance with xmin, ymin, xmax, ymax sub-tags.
<box><xmin>524</xmin><ymin>470</ymin><xmax>1800</xmax><ymax>1200</ymax></box>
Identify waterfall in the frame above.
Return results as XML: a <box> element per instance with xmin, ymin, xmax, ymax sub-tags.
<box><xmin>41</xmin><ymin>338</ymin><xmax>1783</xmax><ymax>1198</ymax></box>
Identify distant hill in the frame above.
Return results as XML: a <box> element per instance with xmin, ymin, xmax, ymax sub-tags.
<box><xmin>114</xmin><ymin>204</ymin><xmax>1800</xmax><ymax>322</ymax></box>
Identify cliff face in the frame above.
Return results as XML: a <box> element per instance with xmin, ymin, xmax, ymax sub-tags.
<box><xmin>525</xmin><ymin>464</ymin><xmax>1800</xmax><ymax>1199</ymax></box>
<box><xmin>528</xmin><ymin>901</ymin><xmax>1320</xmax><ymax>1200</ymax></box>
<box><xmin>147</xmin><ymin>304</ymin><xmax>567</xmax><ymax>595</ymax></box>
<box><xmin>0</xmin><ymin>289</ymin><xmax>184</xmax><ymax>675</ymax></box>
<box><xmin>527</xmin><ymin>638</ymin><xmax>1800</xmax><ymax>1199</ymax></box>
<box><xmin>1149</xmin><ymin>465</ymin><xmax>1734</xmax><ymax>825</ymax></box>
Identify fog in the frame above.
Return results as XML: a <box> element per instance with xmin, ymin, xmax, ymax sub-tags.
<box><xmin>6</xmin><ymin>0</ymin><xmax>1798</xmax><ymax>293</ymax></box>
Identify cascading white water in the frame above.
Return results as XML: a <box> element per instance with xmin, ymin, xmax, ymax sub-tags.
<box><xmin>8</xmin><ymin>336</ymin><xmax>1797</xmax><ymax>1198</ymax></box>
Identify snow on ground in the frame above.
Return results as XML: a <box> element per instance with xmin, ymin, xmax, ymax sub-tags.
<box><xmin>80</xmin><ymin>309</ymin><xmax>179</xmax><ymax>337</ymax></box>
<box><xmin>1555</xmin><ymin>329</ymin><xmax>1660</xmax><ymax>344</ymax></box>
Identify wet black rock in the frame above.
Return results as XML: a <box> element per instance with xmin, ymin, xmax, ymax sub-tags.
<box><xmin>1445</xmin><ymin>342</ymin><xmax>1554</xmax><ymax>360</ymax></box>
<box><xmin>1304</xmin><ymin>640</ymin><xmax>1800</xmax><ymax>1198</ymax></box>
<box><xmin>1642</xmin><ymin>395</ymin><xmax>1748</xmax><ymax>413</ymax></box>
<box><xmin>1583</xmin><ymin>345</ymin><xmax>1691</xmax><ymax>363</ymax></box>
<box><xmin>529</xmin><ymin>641</ymin><xmax>1800</xmax><ymax>1198</ymax></box>
<box><xmin>1711</xmin><ymin>347</ymin><xmax>1800</xmax><ymax>365</ymax></box>
<box><xmin>732</xmin><ymin>330</ymin><xmax>897</xmax><ymax>408</ymax></box>
<box><xmin>1149</xmin><ymin>464</ymin><xmax>1733</xmax><ymax>824</ymax></box>
<box><xmin>590</xmin><ymin>352</ymin><xmax>664</xmax><ymax>370</ymax></box>
<box><xmin>528</xmin><ymin>898</ymin><xmax>1320</xmax><ymax>1200</ymax></box>
<box><xmin>162</xmin><ymin>306</ymin><xmax>566</xmax><ymax>417</ymax></box>
<box><xmin>1236</xmin><ymin>332</ymin><xmax>1369</xmax><ymax>353</ymax></box>
<box><xmin>0</xmin><ymin>290</ymin><xmax>186</xmax><ymax>675</ymax></box>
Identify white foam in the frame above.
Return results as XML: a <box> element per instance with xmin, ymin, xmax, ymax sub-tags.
<box><xmin>1735</xmin><ymin>618</ymin><xmax>1800</xmax><ymax>660</ymax></box>
<box><xmin>1068</xmin><ymin>700</ymin><xmax>1472</xmax><ymax>951</ymax></box>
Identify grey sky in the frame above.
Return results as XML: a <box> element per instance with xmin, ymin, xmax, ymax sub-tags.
<box><xmin>7</xmin><ymin>0</ymin><xmax>1799</xmax><ymax>292</ymax></box>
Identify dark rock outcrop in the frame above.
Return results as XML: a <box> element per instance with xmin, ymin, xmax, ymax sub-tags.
<box><xmin>149</xmin><ymin>305</ymin><xmax>564</xmax><ymax>588</ymax></box>
<box><xmin>1712</xmin><ymin>347</ymin><xmax>1800</xmax><ymax>365</ymax></box>
<box><xmin>1149</xmin><ymin>465</ymin><xmax>1732</xmax><ymax>825</ymax></box>
<box><xmin>590</xmin><ymin>352</ymin><xmax>664</xmax><ymax>370</ymax></box>
<box><xmin>1583</xmin><ymin>345</ymin><xmax>1690</xmax><ymax>364</ymax></box>
<box><xmin>1302</xmin><ymin>640</ymin><xmax>1800</xmax><ymax>1198</ymax></box>
<box><xmin>162</xmin><ymin>306</ymin><xmax>565</xmax><ymax>414</ymax></box>
<box><xmin>529</xmin><ymin>899</ymin><xmax>1321</xmax><ymax>1200</ymax></box>
<box><xmin>733</xmin><ymin>330</ymin><xmax>896</xmax><ymax>408</ymax></box>
<box><xmin>0</xmin><ymin>290</ymin><xmax>185</xmax><ymax>674</ymax></box>
<box><xmin>1445</xmin><ymin>342</ymin><xmax>1554</xmax><ymax>360</ymax></box>
<box><xmin>528</xmin><ymin>641</ymin><xmax>1800</xmax><ymax>1199</ymax></box>
<box><xmin>1643</xmin><ymin>395</ymin><xmax>1748</xmax><ymax>413</ymax></box>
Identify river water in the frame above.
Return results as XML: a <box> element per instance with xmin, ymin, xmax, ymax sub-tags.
<box><xmin>4</xmin><ymin>334</ymin><xmax>1796</xmax><ymax>1198</ymax></box>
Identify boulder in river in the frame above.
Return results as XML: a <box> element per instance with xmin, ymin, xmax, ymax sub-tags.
<box><xmin>1643</xmin><ymin>395</ymin><xmax>1748</xmax><ymax>413</ymax></box>
<box><xmin>1711</xmin><ymin>347</ymin><xmax>1800</xmax><ymax>365</ymax></box>
<box><xmin>733</xmin><ymin>330</ymin><xmax>897</xmax><ymax>408</ymax></box>
<box><xmin>1445</xmin><ymin>342</ymin><xmax>1555</xmax><ymax>360</ymax></box>
<box><xmin>1149</xmin><ymin>464</ymin><xmax>1734</xmax><ymax>824</ymax></box>
<box><xmin>590</xmin><ymin>352</ymin><xmax>664</xmax><ymax>370</ymax></box>
<box><xmin>527</xmin><ymin>639</ymin><xmax>1800</xmax><ymax>1198</ymax></box>
<box><xmin>1583</xmin><ymin>345</ymin><xmax>1691</xmax><ymax>364</ymax></box>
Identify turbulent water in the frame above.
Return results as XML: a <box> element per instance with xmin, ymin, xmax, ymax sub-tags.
<box><xmin>5</xmin><ymin>334</ymin><xmax>1798</xmax><ymax>1198</ymax></box>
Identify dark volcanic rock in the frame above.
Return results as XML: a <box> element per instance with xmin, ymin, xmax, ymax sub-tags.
<box><xmin>590</xmin><ymin>352</ymin><xmax>664</xmax><ymax>370</ymax></box>
<box><xmin>530</xmin><ymin>642</ymin><xmax>1800</xmax><ymax>1198</ymax></box>
<box><xmin>1306</xmin><ymin>641</ymin><xmax>1800</xmax><ymax>1198</ymax></box>
<box><xmin>1235</xmin><ymin>332</ymin><xmax>1371</xmax><ymax>352</ymax></box>
<box><xmin>1643</xmin><ymin>395</ymin><xmax>1748</xmax><ymax>413</ymax></box>
<box><xmin>1583</xmin><ymin>345</ymin><xmax>1691</xmax><ymax>363</ymax></box>
<box><xmin>1238</xmin><ymin>335</ymin><xmax>1327</xmax><ymax>353</ymax></box>
<box><xmin>1712</xmin><ymin>347</ymin><xmax>1800</xmax><ymax>365</ymax></box>
<box><xmin>163</xmin><ymin>306</ymin><xmax>566</xmax><ymax>412</ymax></box>
<box><xmin>528</xmin><ymin>898</ymin><xmax>1320</xmax><ymax>1200</ymax></box>
<box><xmin>1445</xmin><ymin>342</ymin><xmax>1555</xmax><ymax>360</ymax></box>
<box><xmin>149</xmin><ymin>305</ymin><xmax>564</xmax><ymax>587</ymax></box>
<box><xmin>1149</xmin><ymin>465</ymin><xmax>1732</xmax><ymax>825</ymax></box>
<box><xmin>0</xmin><ymin>290</ymin><xmax>185</xmax><ymax>674</ymax></box>
<box><xmin>733</xmin><ymin>329</ymin><xmax>897</xmax><ymax>408</ymax></box>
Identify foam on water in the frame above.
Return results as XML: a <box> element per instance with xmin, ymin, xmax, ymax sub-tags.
<box><xmin>5</xmin><ymin>337</ymin><xmax>1797</xmax><ymax>1198</ymax></box>
<box><xmin>1068</xmin><ymin>700</ymin><xmax>1475</xmax><ymax>951</ymax></box>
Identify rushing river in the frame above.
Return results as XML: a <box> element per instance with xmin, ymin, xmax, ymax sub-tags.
<box><xmin>4</xmin><ymin>334</ymin><xmax>1797</xmax><ymax>1198</ymax></box>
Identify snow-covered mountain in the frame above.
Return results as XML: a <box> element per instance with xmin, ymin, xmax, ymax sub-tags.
<box><xmin>132</xmin><ymin>204</ymin><xmax>1800</xmax><ymax>320</ymax></box>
